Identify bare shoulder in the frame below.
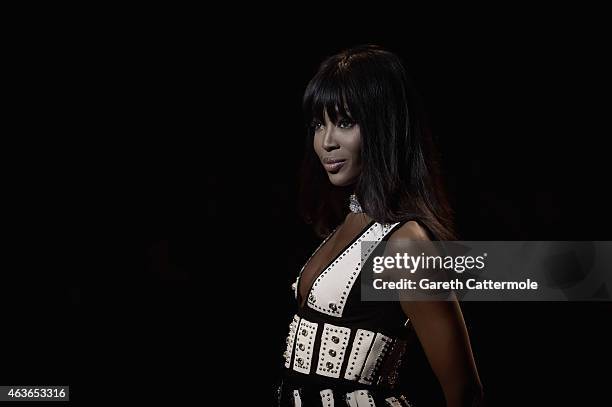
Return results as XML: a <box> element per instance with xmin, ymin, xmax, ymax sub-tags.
<box><xmin>388</xmin><ymin>220</ymin><xmax>430</xmax><ymax>242</ymax></box>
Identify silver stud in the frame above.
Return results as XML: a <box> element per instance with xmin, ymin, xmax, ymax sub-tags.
<box><xmin>329</xmin><ymin>349</ymin><xmax>336</xmax><ymax>357</ymax></box>
<box><xmin>326</xmin><ymin>361</ymin><xmax>334</xmax><ymax>369</ymax></box>
<box><xmin>331</xmin><ymin>336</ymin><xmax>340</xmax><ymax>344</ymax></box>
<box><xmin>301</xmin><ymin>329</ymin><xmax>308</xmax><ymax>336</ymax></box>
<box><xmin>298</xmin><ymin>343</ymin><xmax>305</xmax><ymax>351</ymax></box>
<box><xmin>328</xmin><ymin>302</ymin><xmax>337</xmax><ymax>311</ymax></box>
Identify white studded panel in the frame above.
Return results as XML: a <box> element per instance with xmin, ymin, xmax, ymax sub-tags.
<box><xmin>398</xmin><ymin>395</ymin><xmax>414</xmax><ymax>406</ymax></box>
<box><xmin>308</xmin><ymin>222</ymin><xmax>400</xmax><ymax>317</ymax></box>
<box><xmin>293</xmin><ymin>389</ymin><xmax>302</xmax><ymax>407</ymax></box>
<box><xmin>384</xmin><ymin>396</ymin><xmax>403</xmax><ymax>407</ymax></box>
<box><xmin>284</xmin><ymin>314</ymin><xmax>300</xmax><ymax>368</ymax></box>
<box><xmin>320</xmin><ymin>389</ymin><xmax>334</xmax><ymax>407</ymax></box>
<box><xmin>292</xmin><ymin>318</ymin><xmax>318</xmax><ymax>374</ymax></box>
<box><xmin>316</xmin><ymin>323</ymin><xmax>351</xmax><ymax>378</ymax></box>
<box><xmin>359</xmin><ymin>333</ymin><xmax>393</xmax><ymax>385</ymax></box>
<box><xmin>346</xmin><ymin>390</ymin><xmax>376</xmax><ymax>407</ymax></box>
<box><xmin>291</xmin><ymin>275</ymin><xmax>299</xmax><ymax>300</ymax></box>
<box><xmin>344</xmin><ymin>329</ymin><xmax>376</xmax><ymax>381</ymax></box>
<box><xmin>344</xmin><ymin>391</ymin><xmax>358</xmax><ymax>407</ymax></box>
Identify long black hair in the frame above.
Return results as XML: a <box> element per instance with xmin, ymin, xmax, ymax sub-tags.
<box><xmin>298</xmin><ymin>44</ymin><xmax>456</xmax><ymax>240</ymax></box>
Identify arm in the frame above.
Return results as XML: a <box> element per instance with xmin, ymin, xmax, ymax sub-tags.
<box><xmin>386</xmin><ymin>222</ymin><xmax>484</xmax><ymax>407</ymax></box>
<box><xmin>400</xmin><ymin>299</ymin><xmax>483</xmax><ymax>407</ymax></box>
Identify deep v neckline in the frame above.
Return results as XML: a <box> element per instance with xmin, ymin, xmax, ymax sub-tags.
<box><xmin>297</xmin><ymin>218</ymin><xmax>376</xmax><ymax>309</ymax></box>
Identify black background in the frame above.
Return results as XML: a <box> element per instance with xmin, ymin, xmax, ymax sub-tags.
<box><xmin>3</xmin><ymin>14</ymin><xmax>611</xmax><ymax>406</ymax></box>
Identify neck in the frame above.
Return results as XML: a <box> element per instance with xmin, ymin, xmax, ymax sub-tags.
<box><xmin>335</xmin><ymin>184</ymin><xmax>356</xmax><ymax>194</ymax></box>
<box><xmin>329</xmin><ymin>184</ymin><xmax>354</xmax><ymax>201</ymax></box>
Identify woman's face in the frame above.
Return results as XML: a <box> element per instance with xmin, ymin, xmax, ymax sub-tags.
<box><xmin>313</xmin><ymin>110</ymin><xmax>362</xmax><ymax>186</ymax></box>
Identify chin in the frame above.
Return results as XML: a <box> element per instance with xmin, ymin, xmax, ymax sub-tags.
<box><xmin>327</xmin><ymin>173</ymin><xmax>357</xmax><ymax>187</ymax></box>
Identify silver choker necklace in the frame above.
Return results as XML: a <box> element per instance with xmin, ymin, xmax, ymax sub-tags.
<box><xmin>349</xmin><ymin>194</ymin><xmax>363</xmax><ymax>213</ymax></box>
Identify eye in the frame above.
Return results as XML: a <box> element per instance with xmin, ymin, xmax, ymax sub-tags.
<box><xmin>337</xmin><ymin>118</ymin><xmax>355</xmax><ymax>129</ymax></box>
<box><xmin>311</xmin><ymin>120</ymin><xmax>324</xmax><ymax>131</ymax></box>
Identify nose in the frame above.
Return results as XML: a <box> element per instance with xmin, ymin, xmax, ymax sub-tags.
<box><xmin>322</xmin><ymin>125</ymin><xmax>339</xmax><ymax>152</ymax></box>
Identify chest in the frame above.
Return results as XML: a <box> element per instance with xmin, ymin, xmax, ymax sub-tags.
<box><xmin>297</xmin><ymin>220</ymin><xmax>401</xmax><ymax>318</ymax></box>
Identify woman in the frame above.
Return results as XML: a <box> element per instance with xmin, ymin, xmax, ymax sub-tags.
<box><xmin>279</xmin><ymin>45</ymin><xmax>483</xmax><ymax>407</ymax></box>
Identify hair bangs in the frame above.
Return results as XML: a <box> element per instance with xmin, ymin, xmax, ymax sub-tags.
<box><xmin>303</xmin><ymin>70</ymin><xmax>356</xmax><ymax>126</ymax></box>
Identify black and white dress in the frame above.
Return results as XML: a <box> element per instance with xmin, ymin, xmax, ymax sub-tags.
<box><xmin>278</xmin><ymin>213</ymin><xmax>433</xmax><ymax>407</ymax></box>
